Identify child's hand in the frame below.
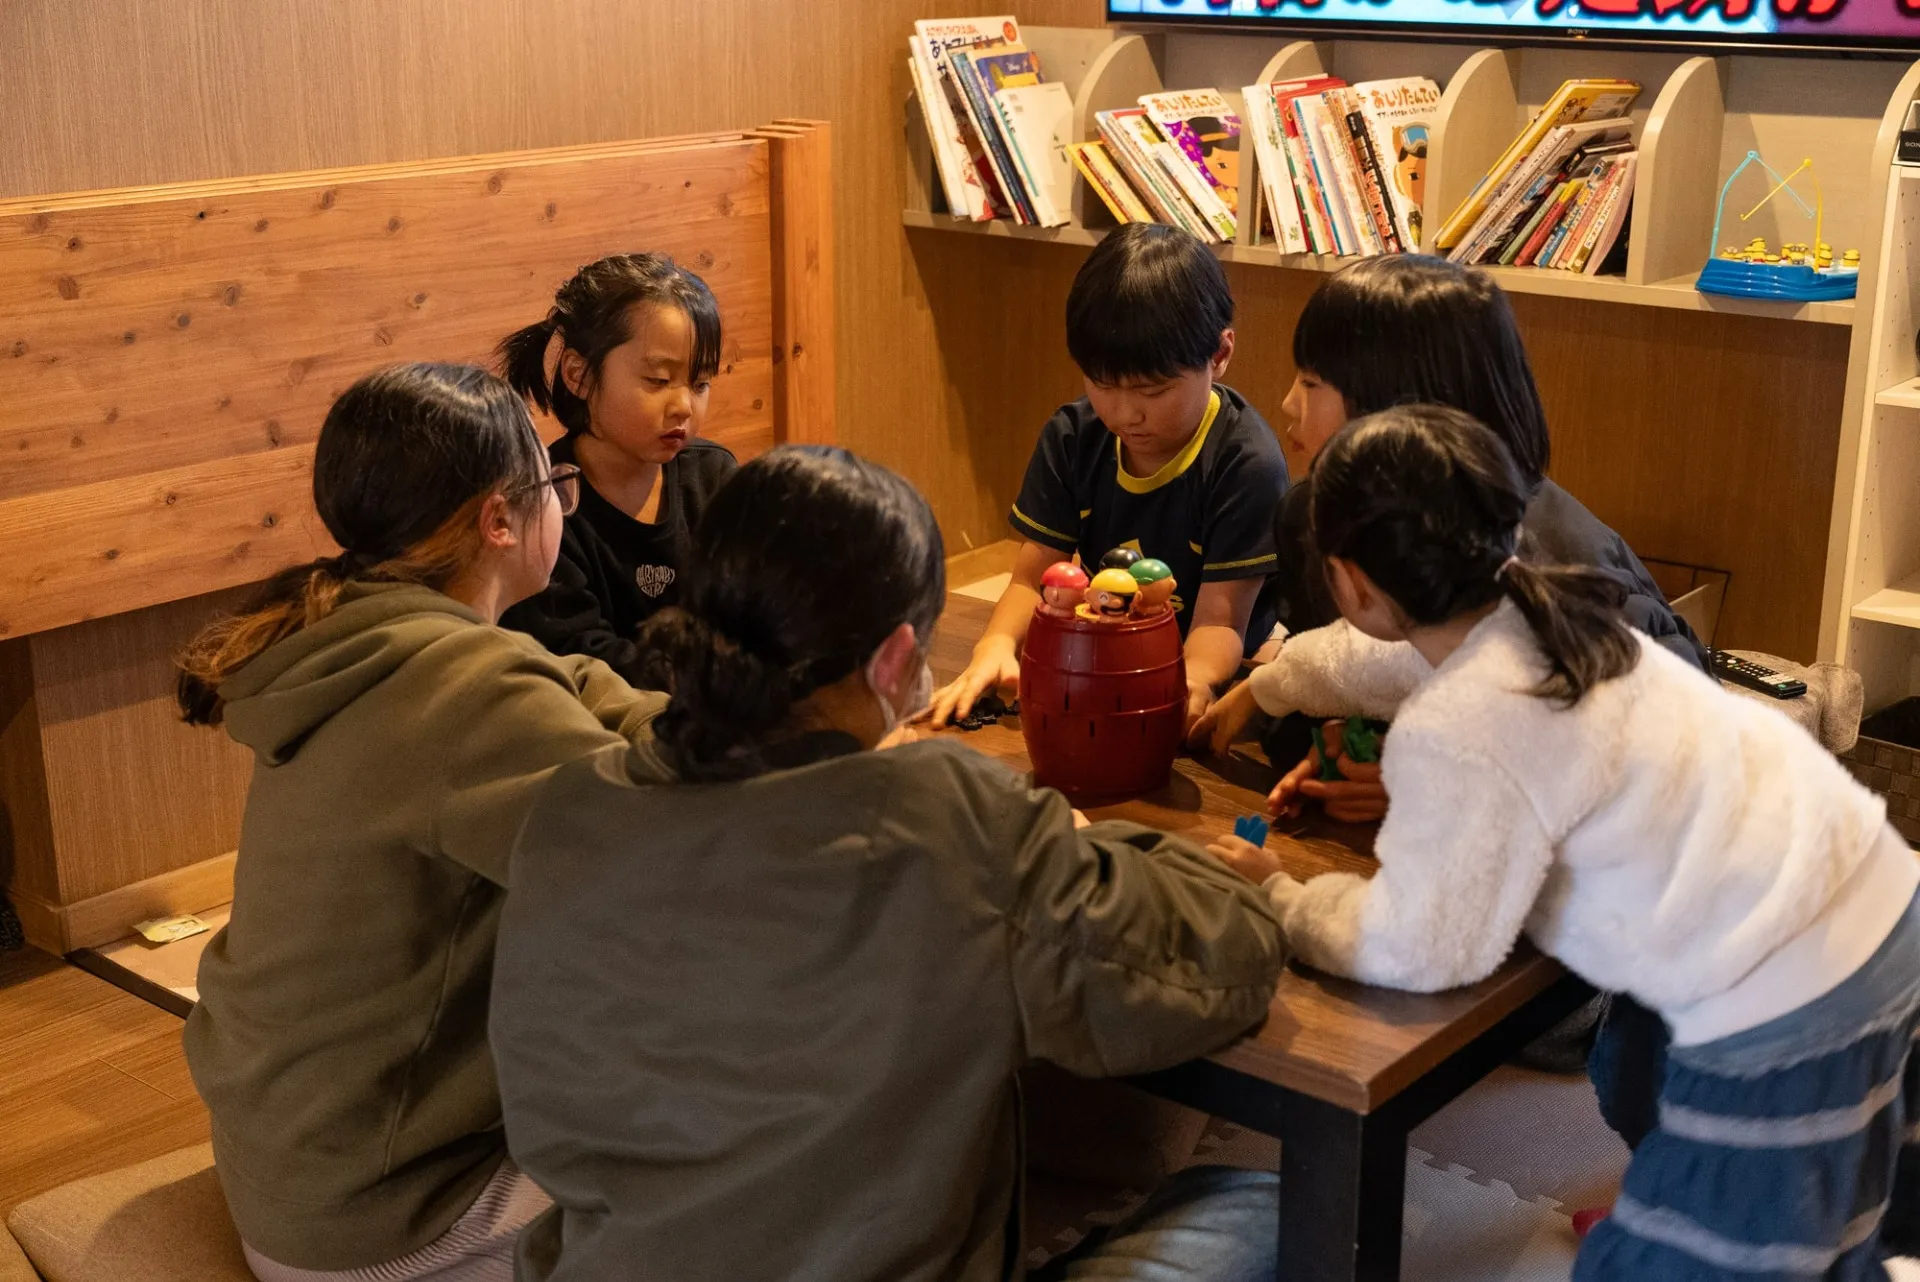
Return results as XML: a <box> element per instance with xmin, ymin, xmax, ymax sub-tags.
<box><xmin>1183</xmin><ymin>678</ymin><xmax>1215</xmax><ymax>735</ymax></box>
<box><xmin>1205</xmin><ymin>833</ymin><xmax>1287</xmax><ymax>885</ymax></box>
<box><xmin>1188</xmin><ymin>678</ymin><xmax>1258</xmax><ymax>756</ymax></box>
<box><xmin>1267</xmin><ymin>750</ymin><xmax>1319</xmax><ymax>819</ymax></box>
<box><xmin>1071</xmin><ymin>808</ymin><xmax>1091</xmax><ymax>829</ymax></box>
<box><xmin>928</xmin><ymin>637</ymin><xmax>1020</xmax><ymax>729</ymax></box>
<box><xmin>1299</xmin><ymin>761</ymin><xmax>1388</xmax><ymax>823</ymax></box>
<box><xmin>877</xmin><ymin>725</ymin><xmax>921</xmax><ymax>751</ymax></box>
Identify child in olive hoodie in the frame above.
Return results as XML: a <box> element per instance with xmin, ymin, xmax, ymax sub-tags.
<box><xmin>177</xmin><ymin>364</ymin><xmax>670</xmax><ymax>1281</ymax></box>
<box><xmin>491</xmin><ymin>447</ymin><xmax>1289</xmax><ymax>1282</ymax></box>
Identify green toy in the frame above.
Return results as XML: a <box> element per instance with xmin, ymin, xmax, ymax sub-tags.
<box><xmin>1309</xmin><ymin>716</ymin><xmax>1388</xmax><ymax>782</ymax></box>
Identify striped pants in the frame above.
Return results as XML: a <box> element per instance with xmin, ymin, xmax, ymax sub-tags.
<box><xmin>1580</xmin><ymin>891</ymin><xmax>1920</xmax><ymax>1281</ymax></box>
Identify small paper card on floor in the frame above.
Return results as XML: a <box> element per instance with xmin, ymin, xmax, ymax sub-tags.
<box><xmin>132</xmin><ymin>914</ymin><xmax>210</xmax><ymax>944</ymax></box>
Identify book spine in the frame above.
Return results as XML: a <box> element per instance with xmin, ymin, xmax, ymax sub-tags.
<box><xmin>1553</xmin><ymin>165</ymin><xmax>1611</xmax><ymax>269</ymax></box>
<box><xmin>1281</xmin><ymin>103</ymin><xmax>1335</xmax><ymax>254</ymax></box>
<box><xmin>1582</xmin><ymin>157</ymin><xmax>1637</xmax><ymax>275</ymax></box>
<box><xmin>1312</xmin><ymin>103</ymin><xmax>1375</xmax><ymax>254</ymax></box>
<box><xmin>1258</xmin><ymin>91</ymin><xmax>1309</xmax><ymax>253</ymax></box>
<box><xmin>1567</xmin><ymin>163</ymin><xmax>1625</xmax><ymax>271</ymax></box>
<box><xmin>952</xmin><ymin>52</ymin><xmax>1034</xmax><ymax>224</ymax></box>
<box><xmin>1345</xmin><ymin>106</ymin><xmax>1404</xmax><ymax>254</ymax></box>
<box><xmin>1070</xmin><ymin>145</ymin><xmax>1131</xmax><ymax>223</ymax></box>
<box><xmin>1520</xmin><ymin>180</ymin><xmax>1583</xmax><ymax>267</ymax></box>
<box><xmin>907</xmin><ymin>46</ymin><xmax>967</xmax><ymax>219</ymax></box>
<box><xmin>1099</xmin><ymin>115</ymin><xmax>1186</xmax><ymax>229</ymax></box>
<box><xmin>913</xmin><ymin>38</ymin><xmax>994</xmax><ymax>220</ymax></box>
<box><xmin>1098</xmin><ymin>145</ymin><xmax>1157</xmax><ymax>222</ymax></box>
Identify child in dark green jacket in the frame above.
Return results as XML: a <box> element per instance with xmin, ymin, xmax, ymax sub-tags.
<box><xmin>178</xmin><ymin>364</ymin><xmax>670</xmax><ymax>1280</ymax></box>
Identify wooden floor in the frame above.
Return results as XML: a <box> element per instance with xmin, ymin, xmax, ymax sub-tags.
<box><xmin>0</xmin><ymin>946</ymin><xmax>208</xmax><ymax>1219</ymax></box>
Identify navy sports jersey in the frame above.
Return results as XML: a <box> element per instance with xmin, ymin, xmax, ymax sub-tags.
<box><xmin>1009</xmin><ymin>385</ymin><xmax>1287</xmax><ymax>655</ymax></box>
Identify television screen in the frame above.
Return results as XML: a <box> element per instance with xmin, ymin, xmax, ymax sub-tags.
<box><xmin>1108</xmin><ymin>0</ymin><xmax>1920</xmax><ymax>55</ymax></box>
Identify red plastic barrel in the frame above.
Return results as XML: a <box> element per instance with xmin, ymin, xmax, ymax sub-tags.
<box><xmin>1018</xmin><ymin>606</ymin><xmax>1186</xmax><ymax>803</ymax></box>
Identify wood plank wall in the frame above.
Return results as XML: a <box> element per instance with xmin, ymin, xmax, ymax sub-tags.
<box><xmin>0</xmin><ymin>1</ymin><xmax>1851</xmax><ymax>939</ymax></box>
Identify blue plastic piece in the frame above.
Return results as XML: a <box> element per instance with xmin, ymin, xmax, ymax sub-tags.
<box><xmin>1696</xmin><ymin>258</ymin><xmax>1857</xmax><ymax>302</ymax></box>
<box><xmin>1233</xmin><ymin>815</ymin><xmax>1270</xmax><ymax>847</ymax></box>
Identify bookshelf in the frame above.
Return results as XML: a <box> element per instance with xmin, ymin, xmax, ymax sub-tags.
<box><xmin>1826</xmin><ymin>164</ymin><xmax>1920</xmax><ymax>708</ymax></box>
<box><xmin>906</xmin><ymin>23</ymin><xmax>1920</xmax><ymax>708</ymax></box>
<box><xmin>904</xmin><ymin>27</ymin><xmax>1918</xmax><ymax>324</ymax></box>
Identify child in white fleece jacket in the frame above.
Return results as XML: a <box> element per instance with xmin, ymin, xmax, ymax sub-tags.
<box><xmin>1209</xmin><ymin>404</ymin><xmax>1920</xmax><ymax>1282</ymax></box>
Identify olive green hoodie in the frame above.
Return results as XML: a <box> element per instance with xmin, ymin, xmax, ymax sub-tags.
<box><xmin>184</xmin><ymin>581</ymin><xmax>666</xmax><ymax>1271</ymax></box>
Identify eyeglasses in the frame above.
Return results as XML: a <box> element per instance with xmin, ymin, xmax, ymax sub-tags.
<box><xmin>512</xmin><ymin>463</ymin><xmax>582</xmax><ymax>516</ymax></box>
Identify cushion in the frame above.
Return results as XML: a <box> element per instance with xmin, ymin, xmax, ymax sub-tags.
<box><xmin>5</xmin><ymin>1144</ymin><xmax>251</xmax><ymax>1282</ymax></box>
<box><xmin>1723</xmin><ymin>650</ymin><xmax>1864</xmax><ymax>755</ymax></box>
<box><xmin>0</xmin><ymin>1228</ymin><xmax>41</xmax><ymax>1282</ymax></box>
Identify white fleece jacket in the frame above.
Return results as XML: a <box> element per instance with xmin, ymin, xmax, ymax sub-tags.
<box><xmin>1246</xmin><ymin>603</ymin><xmax>1917</xmax><ymax>1046</ymax></box>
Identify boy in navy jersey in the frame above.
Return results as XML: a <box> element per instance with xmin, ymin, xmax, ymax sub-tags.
<box><xmin>930</xmin><ymin>223</ymin><xmax>1287</xmax><ymax>730</ymax></box>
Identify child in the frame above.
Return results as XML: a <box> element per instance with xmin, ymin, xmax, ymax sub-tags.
<box><xmin>489</xmin><ymin>445</ymin><xmax>1286</xmax><ymax>1281</ymax></box>
<box><xmin>498</xmin><ymin>253</ymin><xmax>736</xmax><ymax>684</ymax></box>
<box><xmin>178</xmin><ymin>364</ymin><xmax>670</xmax><ymax>1280</ymax></box>
<box><xmin>1196</xmin><ymin>255</ymin><xmax>1703</xmax><ymax>791</ymax></box>
<box><xmin>1210</xmin><ymin>404</ymin><xmax>1920</xmax><ymax>1282</ymax></box>
<box><xmin>929</xmin><ymin>223</ymin><xmax>1288</xmax><ymax>731</ymax></box>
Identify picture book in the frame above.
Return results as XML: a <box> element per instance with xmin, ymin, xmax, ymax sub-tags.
<box><xmin>1140</xmin><ymin>87</ymin><xmax>1243</xmax><ymax>217</ymax></box>
<box><xmin>912</xmin><ymin>17</ymin><xmax>1024</xmax><ymax>221</ymax></box>
<box><xmin>996</xmin><ymin>82</ymin><xmax>1075</xmax><ymax>227</ymax></box>
<box><xmin>1352</xmin><ymin>77</ymin><xmax>1439</xmax><ymax>249</ymax></box>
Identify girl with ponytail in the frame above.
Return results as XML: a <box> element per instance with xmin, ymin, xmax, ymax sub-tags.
<box><xmin>497</xmin><ymin>253</ymin><xmax>735</xmax><ymax>684</ymax></box>
<box><xmin>488</xmin><ymin>446</ymin><xmax>1291</xmax><ymax>1282</ymax></box>
<box><xmin>178</xmin><ymin>363</ymin><xmax>670</xmax><ymax>1281</ymax></box>
<box><xmin>1208</xmin><ymin>405</ymin><xmax>1920</xmax><ymax>1282</ymax></box>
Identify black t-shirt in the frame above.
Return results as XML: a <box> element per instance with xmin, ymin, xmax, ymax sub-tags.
<box><xmin>1009</xmin><ymin>385</ymin><xmax>1288</xmax><ymax>655</ymax></box>
<box><xmin>500</xmin><ymin>436</ymin><xmax>737</xmax><ymax>685</ymax></box>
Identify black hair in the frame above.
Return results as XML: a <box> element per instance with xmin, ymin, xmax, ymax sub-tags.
<box><xmin>1293</xmin><ymin>255</ymin><xmax>1551</xmax><ymax>489</ymax></box>
<box><xmin>640</xmin><ymin>446</ymin><xmax>946</xmax><ymax>780</ymax></box>
<box><xmin>1310</xmin><ymin>404</ymin><xmax>1638</xmax><ymax>706</ymax></box>
<box><xmin>178</xmin><ymin>363</ymin><xmax>547</xmax><ymax>724</ymax></box>
<box><xmin>498</xmin><ymin>252</ymin><xmax>722</xmax><ymax>436</ymax></box>
<box><xmin>1066</xmin><ymin>223</ymin><xmax>1234</xmax><ymax>385</ymax></box>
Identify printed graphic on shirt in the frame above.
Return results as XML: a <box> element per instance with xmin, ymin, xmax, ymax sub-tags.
<box><xmin>635</xmin><ymin>565</ymin><xmax>676</xmax><ymax>599</ymax></box>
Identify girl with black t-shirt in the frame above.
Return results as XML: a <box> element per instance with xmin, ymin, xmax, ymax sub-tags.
<box><xmin>499</xmin><ymin>254</ymin><xmax>737</xmax><ymax>684</ymax></box>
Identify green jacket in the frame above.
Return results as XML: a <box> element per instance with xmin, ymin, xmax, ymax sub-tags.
<box><xmin>183</xmin><ymin>582</ymin><xmax>666</xmax><ymax>1270</ymax></box>
<box><xmin>492</xmin><ymin>734</ymin><xmax>1288</xmax><ymax>1282</ymax></box>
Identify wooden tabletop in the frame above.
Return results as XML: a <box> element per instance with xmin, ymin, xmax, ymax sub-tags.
<box><xmin>931</xmin><ymin>592</ymin><xmax>1566</xmax><ymax>1115</ymax></box>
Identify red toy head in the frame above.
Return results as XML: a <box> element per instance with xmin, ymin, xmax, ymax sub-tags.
<box><xmin>1039</xmin><ymin>561</ymin><xmax>1090</xmax><ymax>616</ymax></box>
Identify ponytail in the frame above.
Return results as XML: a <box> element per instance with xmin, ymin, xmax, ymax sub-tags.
<box><xmin>638</xmin><ymin>611</ymin><xmax>814</xmax><ymax>781</ymax></box>
<box><xmin>499</xmin><ymin>315</ymin><xmax>567</xmax><ymax>418</ymax></box>
<box><xmin>1498</xmin><ymin>559</ymin><xmax>1638</xmax><ymax>707</ymax></box>
<box><xmin>177</xmin><ymin>559</ymin><xmax>351</xmax><ymax>725</ymax></box>
<box><xmin>1311</xmin><ymin>404</ymin><xmax>1641</xmax><ymax>709</ymax></box>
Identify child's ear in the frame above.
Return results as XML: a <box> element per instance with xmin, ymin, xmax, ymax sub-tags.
<box><xmin>1211</xmin><ymin>328</ymin><xmax>1235</xmax><ymax>378</ymax></box>
<box><xmin>558</xmin><ymin>349</ymin><xmax>591</xmax><ymax>401</ymax></box>
<box><xmin>476</xmin><ymin>493</ymin><xmax>521</xmax><ymax>552</ymax></box>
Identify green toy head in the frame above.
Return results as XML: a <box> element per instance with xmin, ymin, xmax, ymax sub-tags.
<box><xmin>1127</xmin><ymin>558</ymin><xmax>1172</xmax><ymax>585</ymax></box>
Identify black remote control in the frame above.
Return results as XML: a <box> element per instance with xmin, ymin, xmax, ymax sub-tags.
<box><xmin>1712</xmin><ymin>650</ymin><xmax>1808</xmax><ymax>699</ymax></box>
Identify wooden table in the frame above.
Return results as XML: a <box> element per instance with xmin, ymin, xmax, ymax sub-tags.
<box><xmin>931</xmin><ymin>594</ymin><xmax>1587</xmax><ymax>1282</ymax></box>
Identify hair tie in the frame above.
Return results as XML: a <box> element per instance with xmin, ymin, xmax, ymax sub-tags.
<box><xmin>1496</xmin><ymin>555</ymin><xmax>1520</xmax><ymax>584</ymax></box>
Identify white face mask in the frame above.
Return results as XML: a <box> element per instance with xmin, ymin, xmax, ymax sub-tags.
<box><xmin>867</xmin><ymin>649</ymin><xmax>934</xmax><ymax>735</ymax></box>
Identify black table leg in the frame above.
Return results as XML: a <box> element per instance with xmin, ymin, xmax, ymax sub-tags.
<box><xmin>1278</xmin><ymin>1091</ymin><xmax>1407</xmax><ymax>1282</ymax></box>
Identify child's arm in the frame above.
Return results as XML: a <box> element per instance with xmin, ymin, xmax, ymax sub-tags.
<box><xmin>1227</xmin><ymin>729</ymin><xmax>1555</xmax><ymax>992</ymax></box>
<box><xmin>928</xmin><ymin>539</ymin><xmax>1056</xmax><ymax>728</ymax></box>
<box><xmin>1183</xmin><ymin>578</ymin><xmax>1261</xmax><ymax>727</ymax></box>
<box><xmin>1246</xmin><ymin>621</ymin><xmax>1431</xmax><ymax>722</ymax></box>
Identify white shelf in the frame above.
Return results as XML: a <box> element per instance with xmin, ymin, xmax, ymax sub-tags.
<box><xmin>1877</xmin><ymin>378</ymin><xmax>1920</xmax><ymax>408</ymax></box>
<box><xmin>1853</xmin><ymin>572</ymin><xmax>1920</xmax><ymax>628</ymax></box>
<box><xmin>903</xmin><ymin>210</ymin><xmax>1856</xmax><ymax>325</ymax></box>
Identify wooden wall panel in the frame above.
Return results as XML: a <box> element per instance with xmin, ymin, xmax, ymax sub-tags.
<box><xmin>27</xmin><ymin>592</ymin><xmax>255</xmax><ymax>905</ymax></box>
<box><xmin>0</xmin><ymin>0</ymin><xmax>1104</xmax><ymax>551</ymax></box>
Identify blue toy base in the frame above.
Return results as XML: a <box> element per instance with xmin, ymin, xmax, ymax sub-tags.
<box><xmin>1696</xmin><ymin>258</ymin><xmax>1858</xmax><ymax>302</ymax></box>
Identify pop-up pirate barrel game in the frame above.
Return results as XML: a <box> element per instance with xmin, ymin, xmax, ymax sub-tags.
<box><xmin>1019</xmin><ymin>548</ymin><xmax>1185</xmax><ymax>803</ymax></box>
